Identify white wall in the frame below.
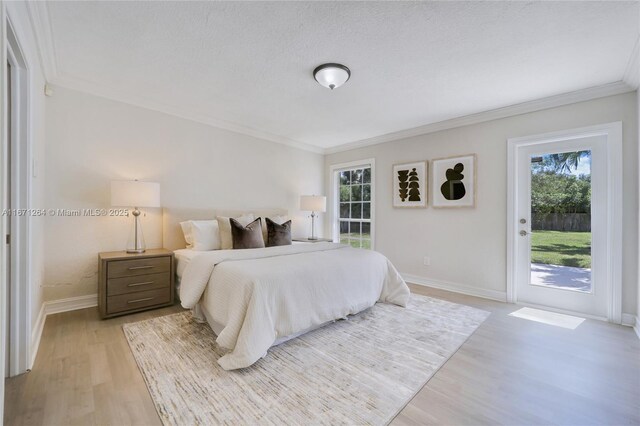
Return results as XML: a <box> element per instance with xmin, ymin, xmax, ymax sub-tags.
<box><xmin>325</xmin><ymin>92</ymin><xmax>639</xmax><ymax>316</ymax></box>
<box><xmin>43</xmin><ymin>87</ymin><xmax>324</xmax><ymax>301</ymax></box>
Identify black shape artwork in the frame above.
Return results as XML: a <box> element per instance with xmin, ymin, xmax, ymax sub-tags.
<box><xmin>397</xmin><ymin>169</ymin><xmax>409</xmax><ymax>201</ymax></box>
<box><xmin>440</xmin><ymin>163</ymin><xmax>466</xmax><ymax>200</ymax></box>
<box><xmin>408</xmin><ymin>168</ymin><xmax>421</xmax><ymax>201</ymax></box>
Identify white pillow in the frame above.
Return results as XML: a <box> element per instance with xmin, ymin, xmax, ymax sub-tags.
<box><xmin>179</xmin><ymin>221</ymin><xmax>195</xmax><ymax>248</ymax></box>
<box><xmin>262</xmin><ymin>215</ymin><xmax>289</xmax><ymax>241</ymax></box>
<box><xmin>191</xmin><ymin>220</ymin><xmax>221</xmax><ymax>251</ymax></box>
<box><xmin>217</xmin><ymin>214</ymin><xmax>255</xmax><ymax>250</ymax></box>
<box><xmin>180</xmin><ymin>220</ymin><xmax>221</xmax><ymax>251</ymax></box>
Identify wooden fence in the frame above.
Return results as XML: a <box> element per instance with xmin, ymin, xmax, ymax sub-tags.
<box><xmin>532</xmin><ymin>213</ymin><xmax>591</xmax><ymax>232</ymax></box>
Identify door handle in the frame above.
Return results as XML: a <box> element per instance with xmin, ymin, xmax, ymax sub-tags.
<box><xmin>519</xmin><ymin>230</ymin><xmax>528</xmax><ymax>236</ymax></box>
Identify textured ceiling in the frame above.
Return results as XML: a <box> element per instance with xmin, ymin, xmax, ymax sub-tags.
<box><xmin>45</xmin><ymin>1</ymin><xmax>638</xmax><ymax>149</ymax></box>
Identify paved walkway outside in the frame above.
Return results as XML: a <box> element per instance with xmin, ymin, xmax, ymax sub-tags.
<box><xmin>531</xmin><ymin>263</ymin><xmax>591</xmax><ymax>292</ymax></box>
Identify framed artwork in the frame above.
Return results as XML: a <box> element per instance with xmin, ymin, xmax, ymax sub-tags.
<box><xmin>392</xmin><ymin>161</ymin><xmax>427</xmax><ymax>208</ymax></box>
<box><xmin>431</xmin><ymin>154</ymin><xmax>476</xmax><ymax>208</ymax></box>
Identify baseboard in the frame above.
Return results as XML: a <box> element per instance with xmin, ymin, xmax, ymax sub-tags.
<box><xmin>29</xmin><ymin>303</ymin><xmax>46</xmax><ymax>369</ymax></box>
<box><xmin>44</xmin><ymin>293</ymin><xmax>98</xmax><ymax>316</ymax></box>
<box><xmin>621</xmin><ymin>313</ymin><xmax>636</xmax><ymax>327</ymax></box>
<box><xmin>29</xmin><ymin>294</ymin><xmax>99</xmax><ymax>368</ymax></box>
<box><xmin>402</xmin><ymin>273</ymin><xmax>507</xmax><ymax>302</ymax></box>
<box><xmin>634</xmin><ymin>317</ymin><xmax>640</xmax><ymax>340</ymax></box>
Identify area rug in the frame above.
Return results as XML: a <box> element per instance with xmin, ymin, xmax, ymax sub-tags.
<box><xmin>123</xmin><ymin>294</ymin><xmax>489</xmax><ymax>425</ymax></box>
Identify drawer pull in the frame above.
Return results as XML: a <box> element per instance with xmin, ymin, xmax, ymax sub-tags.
<box><xmin>127</xmin><ymin>281</ymin><xmax>154</xmax><ymax>287</ymax></box>
<box><xmin>127</xmin><ymin>297</ymin><xmax>155</xmax><ymax>304</ymax></box>
<box><xmin>128</xmin><ymin>265</ymin><xmax>155</xmax><ymax>270</ymax></box>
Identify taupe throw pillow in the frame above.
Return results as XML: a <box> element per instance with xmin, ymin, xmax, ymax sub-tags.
<box><xmin>230</xmin><ymin>217</ymin><xmax>265</xmax><ymax>249</ymax></box>
<box><xmin>217</xmin><ymin>213</ymin><xmax>255</xmax><ymax>250</ymax></box>
<box><xmin>266</xmin><ymin>217</ymin><xmax>292</xmax><ymax>247</ymax></box>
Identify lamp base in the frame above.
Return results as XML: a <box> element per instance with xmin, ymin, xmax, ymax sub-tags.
<box><xmin>126</xmin><ymin>208</ymin><xmax>147</xmax><ymax>253</ymax></box>
<box><xmin>307</xmin><ymin>236</ymin><xmax>319</xmax><ymax>241</ymax></box>
<box><xmin>126</xmin><ymin>248</ymin><xmax>146</xmax><ymax>254</ymax></box>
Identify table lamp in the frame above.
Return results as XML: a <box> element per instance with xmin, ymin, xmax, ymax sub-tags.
<box><xmin>111</xmin><ymin>180</ymin><xmax>160</xmax><ymax>253</ymax></box>
<box><xmin>299</xmin><ymin>195</ymin><xmax>326</xmax><ymax>240</ymax></box>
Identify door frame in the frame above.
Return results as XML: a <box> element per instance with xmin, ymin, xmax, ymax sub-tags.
<box><xmin>0</xmin><ymin>1</ymin><xmax>6</xmax><ymax>419</ymax></box>
<box><xmin>506</xmin><ymin>122</ymin><xmax>623</xmax><ymax>323</ymax></box>
<box><xmin>4</xmin><ymin>14</ymin><xmax>32</xmax><ymax>376</ymax></box>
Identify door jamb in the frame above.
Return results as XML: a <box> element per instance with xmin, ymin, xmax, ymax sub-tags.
<box><xmin>5</xmin><ymin>15</ymin><xmax>32</xmax><ymax>376</ymax></box>
<box><xmin>0</xmin><ymin>3</ymin><xmax>6</xmax><ymax>420</ymax></box>
<box><xmin>506</xmin><ymin>122</ymin><xmax>623</xmax><ymax>324</ymax></box>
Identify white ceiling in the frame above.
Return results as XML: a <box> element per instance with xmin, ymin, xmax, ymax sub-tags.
<box><xmin>41</xmin><ymin>1</ymin><xmax>639</xmax><ymax>151</ymax></box>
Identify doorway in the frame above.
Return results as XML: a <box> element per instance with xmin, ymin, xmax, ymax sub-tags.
<box><xmin>507</xmin><ymin>123</ymin><xmax>622</xmax><ymax>322</ymax></box>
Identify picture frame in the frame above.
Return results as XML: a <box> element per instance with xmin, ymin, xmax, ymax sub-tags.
<box><xmin>392</xmin><ymin>161</ymin><xmax>427</xmax><ymax>208</ymax></box>
<box><xmin>431</xmin><ymin>154</ymin><xmax>476</xmax><ymax>208</ymax></box>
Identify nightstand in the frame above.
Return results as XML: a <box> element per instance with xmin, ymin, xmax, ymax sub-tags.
<box><xmin>292</xmin><ymin>238</ymin><xmax>334</xmax><ymax>243</ymax></box>
<box><xmin>98</xmin><ymin>248</ymin><xmax>175</xmax><ymax>319</ymax></box>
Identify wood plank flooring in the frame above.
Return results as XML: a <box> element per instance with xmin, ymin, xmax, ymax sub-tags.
<box><xmin>5</xmin><ymin>285</ymin><xmax>640</xmax><ymax>425</ymax></box>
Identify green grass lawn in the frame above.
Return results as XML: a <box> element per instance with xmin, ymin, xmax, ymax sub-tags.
<box><xmin>340</xmin><ymin>233</ymin><xmax>371</xmax><ymax>249</ymax></box>
<box><xmin>531</xmin><ymin>230</ymin><xmax>591</xmax><ymax>268</ymax></box>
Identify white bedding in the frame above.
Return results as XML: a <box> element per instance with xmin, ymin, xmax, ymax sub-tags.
<box><xmin>174</xmin><ymin>249</ymin><xmax>200</xmax><ymax>282</ymax></box>
<box><xmin>179</xmin><ymin>243</ymin><xmax>410</xmax><ymax>370</ymax></box>
<box><xmin>175</xmin><ymin>243</ymin><xmax>308</xmax><ymax>281</ymax></box>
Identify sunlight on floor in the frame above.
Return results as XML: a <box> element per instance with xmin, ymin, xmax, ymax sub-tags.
<box><xmin>509</xmin><ymin>307</ymin><xmax>585</xmax><ymax>329</ymax></box>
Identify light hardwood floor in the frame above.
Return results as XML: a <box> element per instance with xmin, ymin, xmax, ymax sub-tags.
<box><xmin>5</xmin><ymin>285</ymin><xmax>640</xmax><ymax>425</ymax></box>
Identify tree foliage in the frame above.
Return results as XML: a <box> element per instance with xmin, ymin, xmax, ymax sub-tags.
<box><xmin>532</xmin><ymin>150</ymin><xmax>590</xmax><ymax>174</ymax></box>
<box><xmin>531</xmin><ymin>172</ymin><xmax>591</xmax><ymax>214</ymax></box>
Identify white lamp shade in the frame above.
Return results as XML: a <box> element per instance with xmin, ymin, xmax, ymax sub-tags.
<box><xmin>300</xmin><ymin>195</ymin><xmax>326</xmax><ymax>212</ymax></box>
<box><xmin>111</xmin><ymin>180</ymin><xmax>161</xmax><ymax>208</ymax></box>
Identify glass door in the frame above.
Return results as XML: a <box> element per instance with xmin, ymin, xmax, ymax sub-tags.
<box><xmin>516</xmin><ymin>135</ymin><xmax>608</xmax><ymax>318</ymax></box>
<box><xmin>529</xmin><ymin>150</ymin><xmax>592</xmax><ymax>292</ymax></box>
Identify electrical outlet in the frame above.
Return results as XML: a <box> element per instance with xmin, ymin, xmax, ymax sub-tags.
<box><xmin>423</xmin><ymin>256</ymin><xmax>431</xmax><ymax>266</ymax></box>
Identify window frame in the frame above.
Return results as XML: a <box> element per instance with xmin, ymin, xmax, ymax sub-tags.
<box><xmin>329</xmin><ymin>158</ymin><xmax>375</xmax><ymax>250</ymax></box>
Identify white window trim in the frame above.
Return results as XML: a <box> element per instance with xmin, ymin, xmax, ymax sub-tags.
<box><xmin>329</xmin><ymin>158</ymin><xmax>376</xmax><ymax>250</ymax></box>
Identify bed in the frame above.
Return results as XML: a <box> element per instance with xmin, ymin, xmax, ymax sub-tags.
<box><xmin>164</xmin><ymin>208</ymin><xmax>410</xmax><ymax>370</ymax></box>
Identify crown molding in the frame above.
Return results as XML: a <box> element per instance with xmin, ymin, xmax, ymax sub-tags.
<box><xmin>324</xmin><ymin>81</ymin><xmax>635</xmax><ymax>154</ymax></box>
<box><xmin>24</xmin><ymin>0</ymin><xmax>57</xmax><ymax>82</ymax></box>
<box><xmin>622</xmin><ymin>35</ymin><xmax>639</xmax><ymax>89</ymax></box>
<box><xmin>45</xmin><ymin>75</ymin><xmax>636</xmax><ymax>157</ymax></box>
<box><xmin>50</xmin><ymin>76</ymin><xmax>325</xmax><ymax>154</ymax></box>
<box><xmin>50</xmin><ymin>77</ymin><xmax>634</xmax><ymax>156</ymax></box>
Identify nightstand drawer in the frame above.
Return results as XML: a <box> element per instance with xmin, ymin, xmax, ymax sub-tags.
<box><xmin>107</xmin><ymin>288</ymin><xmax>171</xmax><ymax>315</ymax></box>
<box><xmin>107</xmin><ymin>272</ymin><xmax>170</xmax><ymax>296</ymax></box>
<box><xmin>107</xmin><ymin>256</ymin><xmax>171</xmax><ymax>279</ymax></box>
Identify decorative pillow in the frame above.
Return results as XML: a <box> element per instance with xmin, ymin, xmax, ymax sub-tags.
<box><xmin>230</xmin><ymin>217</ymin><xmax>265</xmax><ymax>249</ymax></box>
<box><xmin>266</xmin><ymin>218</ymin><xmax>292</xmax><ymax>247</ymax></box>
<box><xmin>262</xmin><ymin>215</ymin><xmax>289</xmax><ymax>241</ymax></box>
<box><xmin>217</xmin><ymin>214</ymin><xmax>255</xmax><ymax>249</ymax></box>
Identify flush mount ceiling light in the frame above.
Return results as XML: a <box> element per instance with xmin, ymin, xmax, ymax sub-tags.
<box><xmin>313</xmin><ymin>63</ymin><xmax>351</xmax><ymax>90</ymax></box>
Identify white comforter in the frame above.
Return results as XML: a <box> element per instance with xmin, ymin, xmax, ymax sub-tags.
<box><xmin>180</xmin><ymin>242</ymin><xmax>410</xmax><ymax>370</ymax></box>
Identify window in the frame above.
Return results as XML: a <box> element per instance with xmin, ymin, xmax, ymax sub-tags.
<box><xmin>331</xmin><ymin>159</ymin><xmax>375</xmax><ymax>249</ymax></box>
